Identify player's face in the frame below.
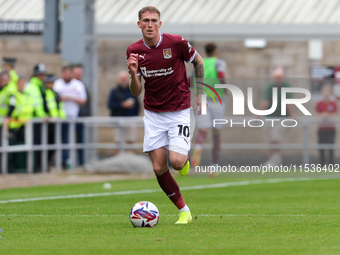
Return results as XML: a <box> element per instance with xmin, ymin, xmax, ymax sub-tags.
<box><xmin>138</xmin><ymin>12</ymin><xmax>162</xmax><ymax>40</ymax></box>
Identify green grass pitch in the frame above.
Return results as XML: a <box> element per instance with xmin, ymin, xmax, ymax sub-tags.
<box><xmin>0</xmin><ymin>177</ymin><xmax>339</xmax><ymax>255</ymax></box>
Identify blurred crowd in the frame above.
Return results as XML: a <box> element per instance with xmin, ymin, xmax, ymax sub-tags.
<box><xmin>0</xmin><ymin>49</ymin><xmax>337</xmax><ymax>174</ymax></box>
<box><xmin>0</xmin><ymin>57</ymin><xmax>90</xmax><ymax>173</ymax></box>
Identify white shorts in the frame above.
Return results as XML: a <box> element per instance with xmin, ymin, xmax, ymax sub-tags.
<box><xmin>196</xmin><ymin>98</ymin><xmax>226</xmax><ymax>129</ymax></box>
<box><xmin>143</xmin><ymin>108</ymin><xmax>191</xmax><ymax>155</ymax></box>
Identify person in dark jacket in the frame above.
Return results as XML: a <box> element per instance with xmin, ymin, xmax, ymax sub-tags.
<box><xmin>108</xmin><ymin>71</ymin><xmax>140</xmax><ymax>154</ymax></box>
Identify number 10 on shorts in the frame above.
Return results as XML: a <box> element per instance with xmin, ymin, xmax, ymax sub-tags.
<box><xmin>178</xmin><ymin>125</ymin><xmax>190</xmax><ymax>138</ymax></box>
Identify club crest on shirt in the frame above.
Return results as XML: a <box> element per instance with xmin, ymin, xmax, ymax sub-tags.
<box><xmin>163</xmin><ymin>48</ymin><xmax>172</xmax><ymax>59</ymax></box>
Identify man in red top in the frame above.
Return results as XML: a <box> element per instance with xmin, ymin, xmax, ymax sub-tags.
<box><xmin>127</xmin><ymin>6</ymin><xmax>204</xmax><ymax>224</ymax></box>
<box><xmin>315</xmin><ymin>84</ymin><xmax>337</xmax><ymax>166</ymax></box>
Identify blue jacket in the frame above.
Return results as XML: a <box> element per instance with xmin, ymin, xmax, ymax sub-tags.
<box><xmin>108</xmin><ymin>84</ymin><xmax>140</xmax><ymax>117</ymax></box>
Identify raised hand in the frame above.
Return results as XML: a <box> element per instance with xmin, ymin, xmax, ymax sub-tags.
<box><xmin>127</xmin><ymin>53</ymin><xmax>139</xmax><ymax>75</ymax></box>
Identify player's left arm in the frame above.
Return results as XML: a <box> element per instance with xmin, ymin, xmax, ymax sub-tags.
<box><xmin>192</xmin><ymin>53</ymin><xmax>205</xmax><ymax>115</ymax></box>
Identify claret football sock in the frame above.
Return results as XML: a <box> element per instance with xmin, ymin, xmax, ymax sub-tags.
<box><xmin>156</xmin><ymin>169</ymin><xmax>186</xmax><ymax>209</ymax></box>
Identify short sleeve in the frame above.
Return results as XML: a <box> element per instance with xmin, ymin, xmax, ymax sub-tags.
<box><xmin>53</xmin><ymin>80</ymin><xmax>60</xmax><ymax>93</ymax></box>
<box><xmin>315</xmin><ymin>101</ymin><xmax>322</xmax><ymax>113</ymax></box>
<box><xmin>216</xmin><ymin>59</ymin><xmax>227</xmax><ymax>73</ymax></box>
<box><xmin>177</xmin><ymin>36</ymin><xmax>196</xmax><ymax>63</ymax></box>
<box><xmin>126</xmin><ymin>47</ymin><xmax>141</xmax><ymax>76</ymax></box>
<box><xmin>78</xmin><ymin>81</ymin><xmax>87</xmax><ymax>100</ymax></box>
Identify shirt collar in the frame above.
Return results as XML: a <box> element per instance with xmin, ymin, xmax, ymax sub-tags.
<box><xmin>143</xmin><ymin>33</ymin><xmax>163</xmax><ymax>49</ymax></box>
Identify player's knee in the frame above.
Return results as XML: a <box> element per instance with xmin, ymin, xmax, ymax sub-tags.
<box><xmin>153</xmin><ymin>165</ymin><xmax>168</xmax><ymax>176</ymax></box>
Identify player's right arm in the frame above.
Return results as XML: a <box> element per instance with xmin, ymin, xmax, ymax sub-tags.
<box><xmin>127</xmin><ymin>53</ymin><xmax>142</xmax><ymax>97</ymax></box>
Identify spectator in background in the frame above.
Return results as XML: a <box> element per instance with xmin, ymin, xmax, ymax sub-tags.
<box><xmin>73</xmin><ymin>65</ymin><xmax>90</xmax><ymax>166</ymax></box>
<box><xmin>53</xmin><ymin>65</ymin><xmax>87</xmax><ymax>169</ymax></box>
<box><xmin>6</xmin><ymin>76</ymin><xmax>34</xmax><ymax>173</ymax></box>
<box><xmin>24</xmin><ymin>63</ymin><xmax>49</xmax><ymax>172</ymax></box>
<box><xmin>191</xmin><ymin>43</ymin><xmax>227</xmax><ymax>177</ymax></box>
<box><xmin>257</xmin><ymin>67</ymin><xmax>296</xmax><ymax>166</ymax></box>
<box><xmin>0</xmin><ymin>71</ymin><xmax>12</xmax><ymax>173</ymax></box>
<box><xmin>108</xmin><ymin>71</ymin><xmax>140</xmax><ymax>154</ymax></box>
<box><xmin>315</xmin><ymin>84</ymin><xmax>337</xmax><ymax>166</ymax></box>
<box><xmin>1</xmin><ymin>57</ymin><xmax>19</xmax><ymax>92</ymax></box>
<box><xmin>45</xmin><ymin>74</ymin><xmax>66</xmax><ymax>167</ymax></box>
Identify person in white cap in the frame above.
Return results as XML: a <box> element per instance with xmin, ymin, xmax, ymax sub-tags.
<box><xmin>257</xmin><ymin>66</ymin><xmax>296</xmax><ymax>166</ymax></box>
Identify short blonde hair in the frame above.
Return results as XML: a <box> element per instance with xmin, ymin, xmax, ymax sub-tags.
<box><xmin>138</xmin><ymin>6</ymin><xmax>160</xmax><ymax>20</ymax></box>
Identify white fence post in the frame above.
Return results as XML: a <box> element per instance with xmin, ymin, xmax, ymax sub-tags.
<box><xmin>41</xmin><ymin>122</ymin><xmax>48</xmax><ymax>172</ymax></box>
<box><xmin>55</xmin><ymin>120</ymin><xmax>62</xmax><ymax>173</ymax></box>
<box><xmin>69</xmin><ymin>120</ymin><xmax>76</xmax><ymax>171</ymax></box>
<box><xmin>26</xmin><ymin>121</ymin><xmax>34</xmax><ymax>173</ymax></box>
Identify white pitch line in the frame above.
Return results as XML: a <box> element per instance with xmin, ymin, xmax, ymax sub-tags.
<box><xmin>0</xmin><ymin>214</ymin><xmax>337</xmax><ymax>217</ymax></box>
<box><xmin>0</xmin><ymin>178</ymin><xmax>312</xmax><ymax>204</ymax></box>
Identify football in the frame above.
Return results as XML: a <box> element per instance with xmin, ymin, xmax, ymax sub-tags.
<box><xmin>129</xmin><ymin>201</ymin><xmax>159</xmax><ymax>228</ymax></box>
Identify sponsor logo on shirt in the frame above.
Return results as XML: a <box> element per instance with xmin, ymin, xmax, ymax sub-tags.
<box><xmin>140</xmin><ymin>66</ymin><xmax>173</xmax><ymax>77</ymax></box>
<box><xmin>139</xmin><ymin>54</ymin><xmax>146</xmax><ymax>60</ymax></box>
<box><xmin>163</xmin><ymin>48</ymin><xmax>172</xmax><ymax>59</ymax></box>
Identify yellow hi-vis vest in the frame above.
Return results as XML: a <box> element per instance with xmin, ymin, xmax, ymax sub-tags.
<box><xmin>9</xmin><ymin>92</ymin><xmax>34</xmax><ymax>129</ymax></box>
<box><xmin>0</xmin><ymin>84</ymin><xmax>17</xmax><ymax>127</ymax></box>
<box><xmin>0</xmin><ymin>68</ymin><xmax>18</xmax><ymax>93</ymax></box>
<box><xmin>46</xmin><ymin>89</ymin><xmax>66</xmax><ymax>119</ymax></box>
<box><xmin>24</xmin><ymin>77</ymin><xmax>47</xmax><ymax>117</ymax></box>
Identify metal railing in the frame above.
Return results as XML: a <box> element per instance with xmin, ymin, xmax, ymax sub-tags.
<box><xmin>0</xmin><ymin>116</ymin><xmax>339</xmax><ymax>174</ymax></box>
<box><xmin>0</xmin><ymin>117</ymin><xmax>144</xmax><ymax>174</ymax></box>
